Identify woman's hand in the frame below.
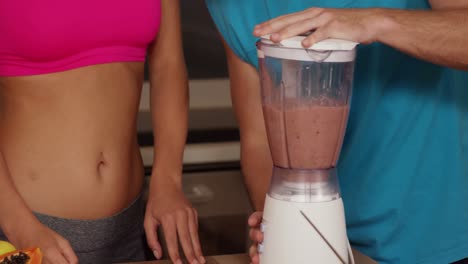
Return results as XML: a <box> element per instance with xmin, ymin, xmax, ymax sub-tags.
<box><xmin>144</xmin><ymin>176</ymin><xmax>205</xmax><ymax>264</ymax></box>
<box><xmin>7</xmin><ymin>220</ymin><xmax>78</xmax><ymax>264</ymax></box>
<box><xmin>253</xmin><ymin>8</ymin><xmax>387</xmax><ymax>47</ymax></box>
<box><xmin>248</xmin><ymin>212</ymin><xmax>264</xmax><ymax>264</ymax></box>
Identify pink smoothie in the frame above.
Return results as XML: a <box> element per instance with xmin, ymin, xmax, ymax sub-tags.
<box><xmin>263</xmin><ymin>104</ymin><xmax>289</xmax><ymax>168</ymax></box>
<box><xmin>263</xmin><ymin>102</ymin><xmax>349</xmax><ymax>169</ymax></box>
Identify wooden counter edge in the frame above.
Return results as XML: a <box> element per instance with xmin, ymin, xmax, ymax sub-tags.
<box><xmin>120</xmin><ymin>249</ymin><xmax>377</xmax><ymax>264</ymax></box>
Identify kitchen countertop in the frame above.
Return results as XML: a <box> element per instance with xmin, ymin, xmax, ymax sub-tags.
<box><xmin>122</xmin><ymin>249</ymin><xmax>377</xmax><ymax>264</ymax></box>
<box><xmin>122</xmin><ymin>254</ymin><xmax>250</xmax><ymax>264</ymax></box>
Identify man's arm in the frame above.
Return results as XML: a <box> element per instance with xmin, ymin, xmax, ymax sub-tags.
<box><xmin>377</xmin><ymin>4</ymin><xmax>468</xmax><ymax>70</ymax></box>
<box><xmin>429</xmin><ymin>0</ymin><xmax>468</xmax><ymax>9</ymax></box>
<box><xmin>253</xmin><ymin>1</ymin><xmax>468</xmax><ymax>70</ymax></box>
<box><xmin>221</xmin><ymin>39</ymin><xmax>272</xmax><ymax>211</ymax></box>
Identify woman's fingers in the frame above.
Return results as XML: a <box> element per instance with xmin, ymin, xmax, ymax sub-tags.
<box><xmin>144</xmin><ymin>217</ymin><xmax>162</xmax><ymax>259</ymax></box>
<box><xmin>175</xmin><ymin>209</ymin><xmax>197</xmax><ymax>264</ymax></box>
<box><xmin>57</xmin><ymin>238</ymin><xmax>78</xmax><ymax>264</ymax></box>
<box><xmin>188</xmin><ymin>208</ymin><xmax>205</xmax><ymax>263</ymax></box>
<box><xmin>161</xmin><ymin>215</ymin><xmax>183</xmax><ymax>264</ymax></box>
<box><xmin>44</xmin><ymin>247</ymin><xmax>69</xmax><ymax>264</ymax></box>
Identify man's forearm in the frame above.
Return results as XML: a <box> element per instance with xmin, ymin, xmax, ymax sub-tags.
<box><xmin>241</xmin><ymin>145</ymin><xmax>272</xmax><ymax>211</ymax></box>
<box><xmin>376</xmin><ymin>8</ymin><xmax>468</xmax><ymax>70</ymax></box>
<box><xmin>254</xmin><ymin>5</ymin><xmax>468</xmax><ymax>70</ymax></box>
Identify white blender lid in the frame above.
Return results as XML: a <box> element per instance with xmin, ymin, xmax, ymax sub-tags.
<box><xmin>261</xmin><ymin>34</ymin><xmax>358</xmax><ymax>51</ymax></box>
<box><xmin>258</xmin><ymin>35</ymin><xmax>358</xmax><ymax>62</ymax></box>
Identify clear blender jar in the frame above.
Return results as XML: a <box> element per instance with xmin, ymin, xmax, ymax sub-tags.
<box><xmin>257</xmin><ymin>36</ymin><xmax>358</xmax><ymax>264</ymax></box>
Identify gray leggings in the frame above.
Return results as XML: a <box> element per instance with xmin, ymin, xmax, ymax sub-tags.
<box><xmin>0</xmin><ymin>195</ymin><xmax>146</xmax><ymax>264</ymax></box>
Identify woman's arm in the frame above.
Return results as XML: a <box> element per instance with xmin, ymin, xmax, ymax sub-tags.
<box><xmin>0</xmin><ymin>152</ymin><xmax>78</xmax><ymax>263</ymax></box>
<box><xmin>254</xmin><ymin>0</ymin><xmax>468</xmax><ymax>70</ymax></box>
<box><xmin>144</xmin><ymin>1</ymin><xmax>204</xmax><ymax>264</ymax></box>
<box><xmin>147</xmin><ymin>1</ymin><xmax>188</xmax><ymax>185</ymax></box>
<box><xmin>0</xmin><ymin>152</ymin><xmax>36</xmax><ymax>236</ymax></box>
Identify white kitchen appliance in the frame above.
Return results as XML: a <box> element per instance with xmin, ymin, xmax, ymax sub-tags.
<box><xmin>257</xmin><ymin>35</ymin><xmax>358</xmax><ymax>264</ymax></box>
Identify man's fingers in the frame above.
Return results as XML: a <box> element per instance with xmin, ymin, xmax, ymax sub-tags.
<box><xmin>248</xmin><ymin>212</ymin><xmax>263</xmax><ymax>227</ymax></box>
<box><xmin>249</xmin><ymin>244</ymin><xmax>260</xmax><ymax>264</ymax></box>
<box><xmin>144</xmin><ymin>218</ymin><xmax>163</xmax><ymax>259</ymax></box>
<box><xmin>161</xmin><ymin>216</ymin><xmax>182</xmax><ymax>264</ymax></box>
<box><xmin>251</xmin><ymin>253</ymin><xmax>260</xmax><ymax>264</ymax></box>
<box><xmin>255</xmin><ymin>8</ymin><xmax>323</xmax><ymax>32</ymax></box>
<box><xmin>249</xmin><ymin>244</ymin><xmax>258</xmax><ymax>257</ymax></box>
<box><xmin>272</xmin><ymin>12</ymin><xmax>334</xmax><ymax>42</ymax></box>
<box><xmin>188</xmin><ymin>208</ymin><xmax>205</xmax><ymax>263</ymax></box>
<box><xmin>249</xmin><ymin>228</ymin><xmax>264</xmax><ymax>243</ymax></box>
<box><xmin>303</xmin><ymin>27</ymin><xmax>329</xmax><ymax>47</ymax></box>
<box><xmin>254</xmin><ymin>8</ymin><xmax>325</xmax><ymax>36</ymax></box>
<box><xmin>247</xmin><ymin>212</ymin><xmax>263</xmax><ymax>264</ymax></box>
<box><xmin>175</xmin><ymin>210</ymin><xmax>197</xmax><ymax>264</ymax></box>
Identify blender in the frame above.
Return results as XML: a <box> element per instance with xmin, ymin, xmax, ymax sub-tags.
<box><xmin>257</xmin><ymin>35</ymin><xmax>358</xmax><ymax>264</ymax></box>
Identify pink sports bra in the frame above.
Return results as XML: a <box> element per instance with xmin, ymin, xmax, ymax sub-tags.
<box><xmin>0</xmin><ymin>0</ymin><xmax>161</xmax><ymax>76</ymax></box>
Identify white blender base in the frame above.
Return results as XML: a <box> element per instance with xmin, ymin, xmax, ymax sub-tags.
<box><xmin>260</xmin><ymin>195</ymin><xmax>354</xmax><ymax>264</ymax></box>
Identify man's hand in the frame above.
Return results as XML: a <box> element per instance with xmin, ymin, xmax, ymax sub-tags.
<box><xmin>144</xmin><ymin>176</ymin><xmax>205</xmax><ymax>264</ymax></box>
<box><xmin>253</xmin><ymin>8</ymin><xmax>387</xmax><ymax>47</ymax></box>
<box><xmin>248</xmin><ymin>212</ymin><xmax>264</xmax><ymax>264</ymax></box>
<box><xmin>253</xmin><ymin>6</ymin><xmax>468</xmax><ymax>70</ymax></box>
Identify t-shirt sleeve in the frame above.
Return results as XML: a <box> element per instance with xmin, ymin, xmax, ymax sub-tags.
<box><xmin>205</xmin><ymin>0</ymin><xmax>267</xmax><ymax>67</ymax></box>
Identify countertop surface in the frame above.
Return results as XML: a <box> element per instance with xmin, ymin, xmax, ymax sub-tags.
<box><xmin>122</xmin><ymin>249</ymin><xmax>377</xmax><ymax>264</ymax></box>
<box><xmin>122</xmin><ymin>254</ymin><xmax>250</xmax><ymax>264</ymax></box>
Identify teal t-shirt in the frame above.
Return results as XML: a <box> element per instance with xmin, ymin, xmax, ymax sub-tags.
<box><xmin>205</xmin><ymin>1</ymin><xmax>468</xmax><ymax>263</ymax></box>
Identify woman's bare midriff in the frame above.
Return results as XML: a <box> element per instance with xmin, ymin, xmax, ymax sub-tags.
<box><xmin>0</xmin><ymin>62</ymin><xmax>146</xmax><ymax>220</ymax></box>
